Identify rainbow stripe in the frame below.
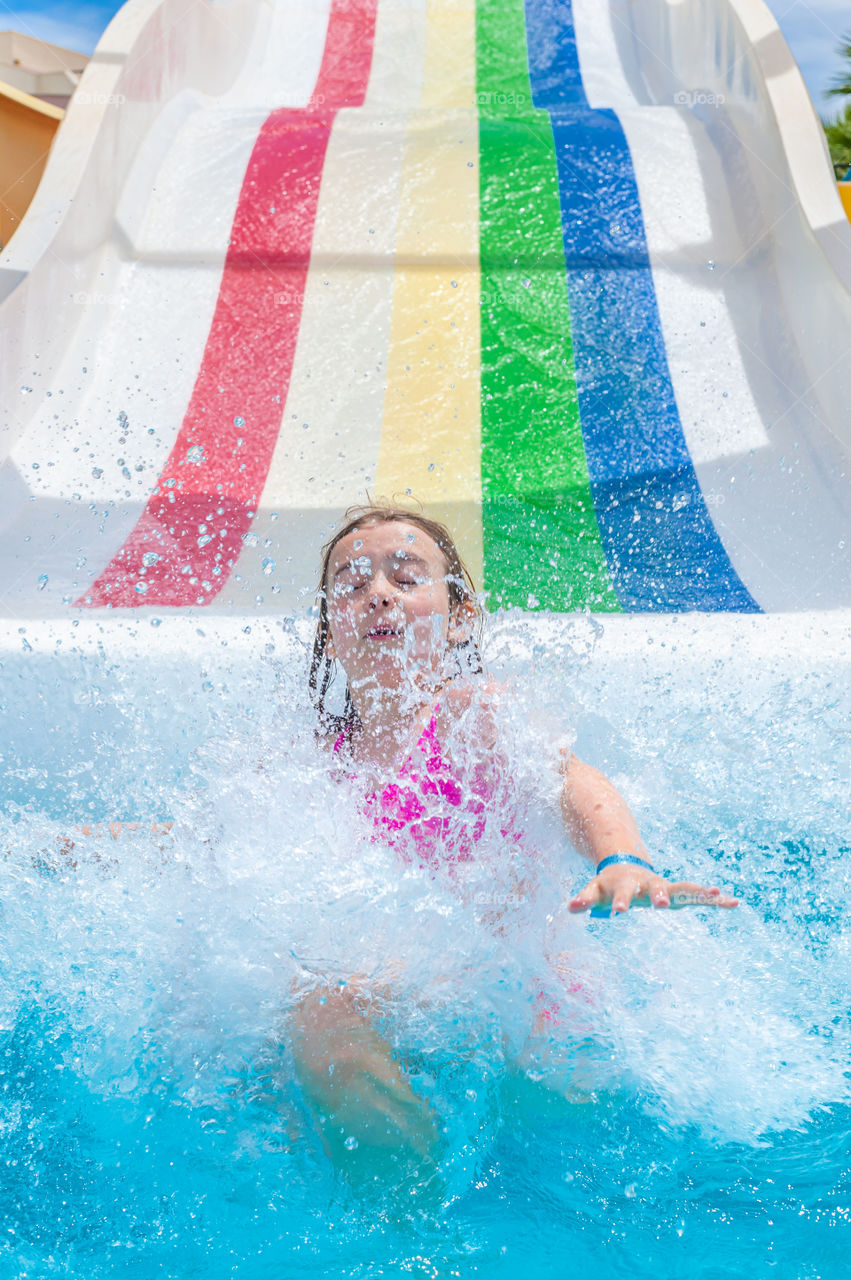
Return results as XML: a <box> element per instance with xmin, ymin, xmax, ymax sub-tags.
<box><xmin>81</xmin><ymin>0</ymin><xmax>760</xmax><ymax>614</ymax></box>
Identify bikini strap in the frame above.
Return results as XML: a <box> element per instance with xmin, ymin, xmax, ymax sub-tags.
<box><xmin>332</xmin><ymin>719</ymin><xmax>355</xmax><ymax>755</ymax></box>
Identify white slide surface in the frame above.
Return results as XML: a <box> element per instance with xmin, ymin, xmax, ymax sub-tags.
<box><xmin>0</xmin><ymin>0</ymin><xmax>849</xmax><ymax>620</ymax></box>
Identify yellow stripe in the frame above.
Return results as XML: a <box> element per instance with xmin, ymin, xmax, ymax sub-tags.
<box><xmin>375</xmin><ymin>0</ymin><xmax>482</xmax><ymax>592</ymax></box>
<box><xmin>421</xmin><ymin>0</ymin><xmax>476</xmax><ymax>109</ymax></box>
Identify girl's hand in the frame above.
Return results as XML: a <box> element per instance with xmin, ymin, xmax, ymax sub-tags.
<box><xmin>569</xmin><ymin>864</ymin><xmax>738</xmax><ymax>915</ymax></box>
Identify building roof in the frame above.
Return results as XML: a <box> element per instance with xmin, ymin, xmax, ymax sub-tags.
<box><xmin>0</xmin><ymin>30</ymin><xmax>88</xmax><ymax>77</ymax></box>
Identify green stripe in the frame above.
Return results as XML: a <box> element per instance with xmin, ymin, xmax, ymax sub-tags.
<box><xmin>476</xmin><ymin>0</ymin><xmax>619</xmax><ymax>611</ymax></box>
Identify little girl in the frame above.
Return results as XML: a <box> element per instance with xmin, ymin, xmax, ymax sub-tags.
<box><xmin>290</xmin><ymin>501</ymin><xmax>737</xmax><ymax>1177</ymax></box>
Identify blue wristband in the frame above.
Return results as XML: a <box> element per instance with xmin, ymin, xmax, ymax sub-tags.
<box><xmin>595</xmin><ymin>853</ymin><xmax>655</xmax><ymax>874</ymax></box>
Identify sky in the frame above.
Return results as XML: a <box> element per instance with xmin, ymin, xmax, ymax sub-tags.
<box><xmin>0</xmin><ymin>0</ymin><xmax>849</xmax><ymax>117</ymax></box>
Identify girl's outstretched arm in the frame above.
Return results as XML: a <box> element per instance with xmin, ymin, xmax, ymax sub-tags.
<box><xmin>559</xmin><ymin>751</ymin><xmax>738</xmax><ymax>914</ymax></box>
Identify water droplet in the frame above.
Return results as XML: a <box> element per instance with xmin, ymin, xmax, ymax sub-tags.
<box><xmin>242</xmin><ymin>532</ymin><xmax>259</xmax><ymax>547</ymax></box>
<box><xmin>233</xmin><ymin>416</ymin><xmax>246</xmax><ymax>428</ymax></box>
<box><xmin>466</xmin><ymin>160</ymin><xmax>474</xmax><ymax>167</ymax></box>
<box><xmin>150</xmin><ymin>617</ymin><xmax>162</xmax><ymax>627</ymax></box>
<box><xmin>37</xmin><ymin>574</ymin><xmax>48</xmax><ymax>591</ymax></box>
<box><xmin>465</xmin><ymin>1088</ymin><xmax>477</xmax><ymax>1101</ymax></box>
<box><xmin>142</xmin><ymin>552</ymin><xmax>160</xmax><ymax>567</ymax></box>
<box><xmin>707</xmin><ymin>260</ymin><xmax>716</xmax><ymax>270</ymax></box>
<box><xmin>202</xmin><ymin>680</ymin><xmax>214</xmax><ymax>692</ymax></box>
<box><xmin>451</xmin><ymin>280</ymin><xmax>458</xmax><ymax>288</ymax></box>
<box><xmin>353</xmin><ymin>539</ymin><xmax>363</xmax><ymax>550</ymax></box>
<box><xmin>91</xmin><ymin>467</ymin><xmax>103</xmax><ymax>479</ymax></box>
<box><xmin>344</xmin><ymin>1136</ymin><xmax>358</xmax><ymax>1151</ymax></box>
<box><xmin>197</xmin><ymin>534</ymin><xmax>213</xmax><ymax>548</ymax></box>
<box><xmin>186</xmin><ymin>445</ymin><xmax>204</xmax><ymax>463</ymax></box>
<box><xmin>262</xmin><ymin>558</ymin><xmax>275</xmax><ymax>575</ymax></box>
<box><xmin>135</xmin><ymin>581</ymin><xmax>148</xmax><ymax>594</ymax></box>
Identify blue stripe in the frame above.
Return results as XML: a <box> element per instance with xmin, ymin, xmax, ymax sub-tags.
<box><xmin>523</xmin><ymin>0</ymin><xmax>760</xmax><ymax>611</ymax></box>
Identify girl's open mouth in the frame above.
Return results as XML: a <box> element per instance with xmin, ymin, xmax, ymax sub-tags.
<box><xmin>365</xmin><ymin>626</ymin><xmax>401</xmax><ymax>639</ymax></box>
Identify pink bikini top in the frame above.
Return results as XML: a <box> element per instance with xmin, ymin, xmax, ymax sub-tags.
<box><xmin>333</xmin><ymin>707</ymin><xmax>577</xmax><ymax>1026</ymax></box>
<box><xmin>332</xmin><ymin>702</ymin><xmax>510</xmax><ymax>869</ymax></box>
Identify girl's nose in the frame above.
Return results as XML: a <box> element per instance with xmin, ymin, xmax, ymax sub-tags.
<box><xmin>368</xmin><ymin>573</ymin><xmax>395</xmax><ymax>606</ymax></box>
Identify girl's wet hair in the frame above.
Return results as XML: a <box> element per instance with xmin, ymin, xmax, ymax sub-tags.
<box><xmin>309</xmin><ymin>500</ymin><xmax>483</xmax><ymax>732</ymax></box>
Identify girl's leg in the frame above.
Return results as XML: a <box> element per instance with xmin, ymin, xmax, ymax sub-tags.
<box><xmin>289</xmin><ymin>978</ymin><xmax>441</xmax><ymax>1183</ymax></box>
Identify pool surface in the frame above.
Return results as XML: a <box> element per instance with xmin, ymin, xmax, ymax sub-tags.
<box><xmin>1</xmin><ymin>614</ymin><xmax>849</xmax><ymax>1277</ymax></box>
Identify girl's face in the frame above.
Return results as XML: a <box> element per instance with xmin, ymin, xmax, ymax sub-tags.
<box><xmin>325</xmin><ymin>520</ymin><xmax>467</xmax><ymax>692</ymax></box>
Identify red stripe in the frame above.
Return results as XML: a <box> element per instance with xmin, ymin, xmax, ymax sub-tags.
<box><xmin>79</xmin><ymin>0</ymin><xmax>377</xmax><ymax>608</ymax></box>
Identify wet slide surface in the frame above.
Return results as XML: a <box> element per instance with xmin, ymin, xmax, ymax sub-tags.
<box><xmin>0</xmin><ymin>0</ymin><xmax>849</xmax><ymax>615</ymax></box>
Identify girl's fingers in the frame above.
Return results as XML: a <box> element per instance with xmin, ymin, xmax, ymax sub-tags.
<box><xmin>647</xmin><ymin>874</ymin><xmax>670</xmax><ymax>908</ymax></box>
<box><xmin>610</xmin><ymin>890</ymin><xmax>635</xmax><ymax>915</ymax></box>
<box><xmin>570</xmin><ymin>872</ymin><xmax>738</xmax><ymax>913</ymax></box>
<box><xmin>666</xmin><ymin>881</ymin><xmax>739</xmax><ymax>908</ymax></box>
<box><xmin>568</xmin><ymin>877</ymin><xmax>604</xmax><ymax>912</ymax></box>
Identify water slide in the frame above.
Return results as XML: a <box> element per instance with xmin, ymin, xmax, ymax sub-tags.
<box><xmin>2</xmin><ymin>8</ymin><xmax>851</xmax><ymax>1261</ymax></box>
<box><xmin>0</xmin><ymin>0</ymin><xmax>849</xmax><ymax>621</ymax></box>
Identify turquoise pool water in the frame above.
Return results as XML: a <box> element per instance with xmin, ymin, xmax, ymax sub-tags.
<box><xmin>0</xmin><ymin>616</ymin><xmax>848</xmax><ymax>1277</ymax></box>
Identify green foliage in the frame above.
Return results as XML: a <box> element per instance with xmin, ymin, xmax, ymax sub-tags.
<box><xmin>823</xmin><ymin>103</ymin><xmax>851</xmax><ymax>179</ymax></box>
<box><xmin>827</xmin><ymin>33</ymin><xmax>851</xmax><ymax>99</ymax></box>
<box><xmin>823</xmin><ymin>31</ymin><xmax>851</xmax><ymax>178</ymax></box>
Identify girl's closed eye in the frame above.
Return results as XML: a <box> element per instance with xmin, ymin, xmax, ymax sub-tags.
<box><xmin>333</xmin><ymin>576</ymin><xmax>367</xmax><ymax>597</ymax></box>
